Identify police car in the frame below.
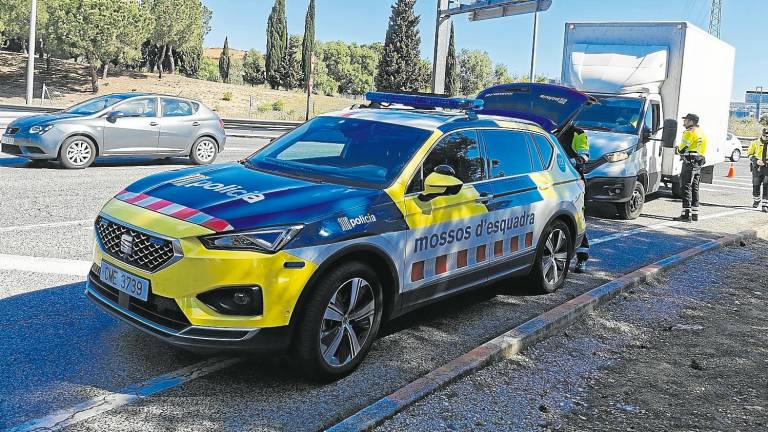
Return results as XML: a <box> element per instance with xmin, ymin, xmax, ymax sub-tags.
<box><xmin>86</xmin><ymin>84</ymin><xmax>589</xmax><ymax>380</ymax></box>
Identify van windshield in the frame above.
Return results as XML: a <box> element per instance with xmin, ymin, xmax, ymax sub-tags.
<box><xmin>246</xmin><ymin>116</ymin><xmax>432</xmax><ymax>188</ymax></box>
<box><xmin>572</xmin><ymin>96</ymin><xmax>644</xmax><ymax>135</ymax></box>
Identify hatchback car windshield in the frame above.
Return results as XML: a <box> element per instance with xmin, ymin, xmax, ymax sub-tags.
<box><xmin>64</xmin><ymin>94</ymin><xmax>136</xmax><ymax>115</ymax></box>
<box><xmin>247</xmin><ymin>116</ymin><xmax>432</xmax><ymax>188</ymax></box>
<box><xmin>572</xmin><ymin>96</ymin><xmax>644</xmax><ymax>135</ymax></box>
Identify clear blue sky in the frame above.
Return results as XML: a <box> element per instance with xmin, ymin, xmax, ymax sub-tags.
<box><xmin>202</xmin><ymin>0</ymin><xmax>763</xmax><ymax>101</ymax></box>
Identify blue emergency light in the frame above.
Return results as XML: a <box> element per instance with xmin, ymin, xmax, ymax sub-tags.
<box><xmin>365</xmin><ymin>92</ymin><xmax>484</xmax><ymax>112</ymax></box>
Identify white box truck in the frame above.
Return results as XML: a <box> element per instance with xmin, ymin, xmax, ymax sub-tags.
<box><xmin>561</xmin><ymin>22</ymin><xmax>735</xmax><ymax>219</ymax></box>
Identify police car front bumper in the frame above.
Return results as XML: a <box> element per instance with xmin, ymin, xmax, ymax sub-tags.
<box><xmin>585</xmin><ymin>177</ymin><xmax>636</xmax><ymax>202</ymax></box>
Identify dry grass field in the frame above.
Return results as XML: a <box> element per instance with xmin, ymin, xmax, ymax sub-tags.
<box><xmin>0</xmin><ymin>51</ymin><xmax>357</xmax><ymax>120</ymax></box>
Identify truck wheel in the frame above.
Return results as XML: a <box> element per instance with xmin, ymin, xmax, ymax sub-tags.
<box><xmin>58</xmin><ymin>136</ymin><xmax>96</xmax><ymax>169</ymax></box>
<box><xmin>293</xmin><ymin>261</ymin><xmax>383</xmax><ymax>381</ymax></box>
<box><xmin>526</xmin><ymin>220</ymin><xmax>572</xmax><ymax>294</ymax></box>
<box><xmin>671</xmin><ymin>180</ymin><xmax>682</xmax><ymax>199</ymax></box>
<box><xmin>616</xmin><ymin>181</ymin><xmax>645</xmax><ymax>220</ymax></box>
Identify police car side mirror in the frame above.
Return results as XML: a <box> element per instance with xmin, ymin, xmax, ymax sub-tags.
<box><xmin>661</xmin><ymin>119</ymin><xmax>678</xmax><ymax>148</ymax></box>
<box><xmin>419</xmin><ymin>166</ymin><xmax>463</xmax><ymax>201</ymax></box>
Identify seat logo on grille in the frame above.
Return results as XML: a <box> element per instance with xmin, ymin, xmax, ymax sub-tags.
<box><xmin>120</xmin><ymin>234</ymin><xmax>134</xmax><ymax>257</ymax></box>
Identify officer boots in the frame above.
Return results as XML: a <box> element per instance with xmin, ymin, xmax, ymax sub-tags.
<box><xmin>753</xmin><ymin>197</ymin><xmax>761</xmax><ymax>208</ymax></box>
<box><xmin>674</xmin><ymin>210</ymin><xmax>692</xmax><ymax>222</ymax></box>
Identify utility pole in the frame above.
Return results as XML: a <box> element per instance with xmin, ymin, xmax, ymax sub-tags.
<box><xmin>432</xmin><ymin>0</ymin><xmax>451</xmax><ymax>94</ymax></box>
<box><xmin>757</xmin><ymin>86</ymin><xmax>764</xmax><ymax>122</ymax></box>
<box><xmin>529</xmin><ymin>6</ymin><xmax>539</xmax><ymax>82</ymax></box>
<box><xmin>709</xmin><ymin>0</ymin><xmax>722</xmax><ymax>38</ymax></box>
<box><xmin>25</xmin><ymin>0</ymin><xmax>38</xmax><ymax>105</ymax></box>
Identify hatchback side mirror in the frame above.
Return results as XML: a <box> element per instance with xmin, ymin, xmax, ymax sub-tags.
<box><xmin>106</xmin><ymin>111</ymin><xmax>126</xmax><ymax>123</ymax></box>
<box><xmin>419</xmin><ymin>165</ymin><xmax>463</xmax><ymax>201</ymax></box>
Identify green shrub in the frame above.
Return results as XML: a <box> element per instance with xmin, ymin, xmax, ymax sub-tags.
<box><xmin>272</xmin><ymin>99</ymin><xmax>285</xmax><ymax>111</ymax></box>
<box><xmin>257</xmin><ymin>102</ymin><xmax>271</xmax><ymax>113</ymax></box>
<box><xmin>223</xmin><ymin>91</ymin><xmax>233</xmax><ymax>101</ymax></box>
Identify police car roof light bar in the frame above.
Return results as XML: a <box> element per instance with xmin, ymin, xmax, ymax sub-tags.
<box><xmin>365</xmin><ymin>92</ymin><xmax>484</xmax><ymax>114</ymax></box>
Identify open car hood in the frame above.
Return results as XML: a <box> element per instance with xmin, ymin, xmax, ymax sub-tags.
<box><xmin>477</xmin><ymin>83</ymin><xmax>594</xmax><ymax>134</ymax></box>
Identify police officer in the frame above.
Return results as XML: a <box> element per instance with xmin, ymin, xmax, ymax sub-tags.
<box><xmin>560</xmin><ymin>125</ymin><xmax>590</xmax><ymax>273</ymax></box>
<box><xmin>747</xmin><ymin>127</ymin><xmax>768</xmax><ymax>212</ymax></box>
<box><xmin>675</xmin><ymin>113</ymin><xmax>708</xmax><ymax>222</ymax></box>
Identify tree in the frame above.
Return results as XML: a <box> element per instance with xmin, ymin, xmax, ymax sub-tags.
<box><xmin>281</xmin><ymin>34</ymin><xmax>303</xmax><ymax>89</ymax></box>
<box><xmin>147</xmin><ymin>0</ymin><xmax>206</xmax><ymax>78</ymax></box>
<box><xmin>375</xmin><ymin>0</ymin><xmax>421</xmax><ymax>92</ymax></box>
<box><xmin>416</xmin><ymin>58</ymin><xmax>432</xmax><ymax>92</ymax></box>
<box><xmin>219</xmin><ymin>36</ymin><xmax>231</xmax><ymax>83</ymax></box>
<box><xmin>457</xmin><ymin>49</ymin><xmax>493</xmax><ymax>96</ymax></box>
<box><xmin>266</xmin><ymin>0</ymin><xmax>287</xmax><ymax>89</ymax></box>
<box><xmin>444</xmin><ymin>23</ymin><xmax>459</xmax><ymax>96</ymax></box>
<box><xmin>301</xmin><ymin>0</ymin><xmax>315</xmax><ymax>90</ymax></box>
<box><xmin>493</xmin><ymin>63</ymin><xmax>513</xmax><ymax>85</ymax></box>
<box><xmin>243</xmin><ymin>49</ymin><xmax>266</xmax><ymax>85</ymax></box>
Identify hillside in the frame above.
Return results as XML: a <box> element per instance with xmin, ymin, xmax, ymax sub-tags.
<box><xmin>203</xmin><ymin>47</ymin><xmax>247</xmax><ymax>60</ymax></box>
<box><xmin>0</xmin><ymin>51</ymin><xmax>355</xmax><ymax>120</ymax></box>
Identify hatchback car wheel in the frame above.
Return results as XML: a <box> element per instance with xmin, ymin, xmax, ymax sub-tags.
<box><xmin>527</xmin><ymin>220</ymin><xmax>572</xmax><ymax>294</ymax></box>
<box><xmin>190</xmin><ymin>137</ymin><xmax>218</xmax><ymax>165</ymax></box>
<box><xmin>730</xmin><ymin>149</ymin><xmax>741</xmax><ymax>162</ymax></box>
<box><xmin>294</xmin><ymin>262</ymin><xmax>383</xmax><ymax>381</ymax></box>
<box><xmin>58</xmin><ymin>136</ymin><xmax>96</xmax><ymax>169</ymax></box>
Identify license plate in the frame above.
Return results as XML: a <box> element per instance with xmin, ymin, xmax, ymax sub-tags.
<box><xmin>99</xmin><ymin>261</ymin><xmax>150</xmax><ymax>302</ymax></box>
<box><xmin>1</xmin><ymin>136</ymin><xmax>14</xmax><ymax>145</ymax></box>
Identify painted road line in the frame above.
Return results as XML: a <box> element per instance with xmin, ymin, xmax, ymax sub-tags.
<box><xmin>713</xmin><ymin>179</ymin><xmax>754</xmax><ymax>187</ymax></box>
<box><xmin>0</xmin><ymin>254</ymin><xmax>90</xmax><ymax>276</ymax></box>
<box><xmin>0</xmin><ymin>219</ymin><xmax>91</xmax><ymax>233</ymax></box>
<box><xmin>326</xmin><ymin>226</ymin><xmax>768</xmax><ymax>432</ymax></box>
<box><xmin>590</xmin><ymin>208</ymin><xmax>751</xmax><ymax>246</ymax></box>
<box><xmin>5</xmin><ymin>357</ymin><xmax>243</xmax><ymax>432</ymax></box>
<box><xmin>703</xmin><ymin>183</ymin><xmax>753</xmax><ymax>191</ymax></box>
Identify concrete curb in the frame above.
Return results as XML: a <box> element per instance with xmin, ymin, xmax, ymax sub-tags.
<box><xmin>326</xmin><ymin>228</ymin><xmax>767</xmax><ymax>432</ymax></box>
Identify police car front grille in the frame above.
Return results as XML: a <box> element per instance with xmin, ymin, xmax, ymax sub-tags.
<box><xmin>95</xmin><ymin>216</ymin><xmax>175</xmax><ymax>272</ymax></box>
<box><xmin>5</xmin><ymin>127</ymin><xmax>19</xmax><ymax>135</ymax></box>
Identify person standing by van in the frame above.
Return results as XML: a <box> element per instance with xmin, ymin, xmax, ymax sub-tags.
<box><xmin>675</xmin><ymin>113</ymin><xmax>708</xmax><ymax>222</ymax></box>
<box><xmin>560</xmin><ymin>125</ymin><xmax>590</xmax><ymax>273</ymax></box>
<box><xmin>747</xmin><ymin>127</ymin><xmax>768</xmax><ymax>212</ymax></box>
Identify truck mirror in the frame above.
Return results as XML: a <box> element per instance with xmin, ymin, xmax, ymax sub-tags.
<box><xmin>661</xmin><ymin>119</ymin><xmax>678</xmax><ymax>148</ymax></box>
<box><xmin>641</xmin><ymin>127</ymin><xmax>652</xmax><ymax>143</ymax></box>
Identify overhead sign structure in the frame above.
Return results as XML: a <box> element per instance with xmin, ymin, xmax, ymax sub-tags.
<box><xmin>745</xmin><ymin>90</ymin><xmax>768</xmax><ymax>104</ymax></box>
<box><xmin>432</xmin><ymin>0</ymin><xmax>553</xmax><ymax>94</ymax></box>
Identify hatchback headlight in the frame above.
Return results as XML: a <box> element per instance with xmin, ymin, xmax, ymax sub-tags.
<box><xmin>604</xmin><ymin>149</ymin><xmax>632</xmax><ymax>163</ymax></box>
<box><xmin>29</xmin><ymin>124</ymin><xmax>54</xmax><ymax>134</ymax></box>
<box><xmin>200</xmin><ymin>225</ymin><xmax>303</xmax><ymax>253</ymax></box>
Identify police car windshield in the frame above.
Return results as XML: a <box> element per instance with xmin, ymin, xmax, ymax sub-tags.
<box><xmin>572</xmin><ymin>96</ymin><xmax>644</xmax><ymax>135</ymax></box>
<box><xmin>247</xmin><ymin>116</ymin><xmax>432</xmax><ymax>188</ymax></box>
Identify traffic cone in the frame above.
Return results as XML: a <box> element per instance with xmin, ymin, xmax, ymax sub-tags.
<box><xmin>727</xmin><ymin>162</ymin><xmax>736</xmax><ymax>178</ymax></box>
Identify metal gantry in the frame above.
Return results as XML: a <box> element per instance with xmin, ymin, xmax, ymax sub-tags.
<box><xmin>709</xmin><ymin>0</ymin><xmax>722</xmax><ymax>38</ymax></box>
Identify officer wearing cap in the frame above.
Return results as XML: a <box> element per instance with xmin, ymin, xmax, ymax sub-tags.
<box><xmin>560</xmin><ymin>125</ymin><xmax>590</xmax><ymax>273</ymax></box>
<box><xmin>674</xmin><ymin>113</ymin><xmax>707</xmax><ymax>222</ymax></box>
<box><xmin>747</xmin><ymin>127</ymin><xmax>768</xmax><ymax>212</ymax></box>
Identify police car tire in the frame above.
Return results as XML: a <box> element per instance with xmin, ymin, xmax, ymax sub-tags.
<box><xmin>58</xmin><ymin>136</ymin><xmax>96</xmax><ymax>169</ymax></box>
<box><xmin>190</xmin><ymin>137</ymin><xmax>218</xmax><ymax>165</ymax></box>
<box><xmin>527</xmin><ymin>220</ymin><xmax>572</xmax><ymax>294</ymax></box>
<box><xmin>293</xmin><ymin>261</ymin><xmax>384</xmax><ymax>381</ymax></box>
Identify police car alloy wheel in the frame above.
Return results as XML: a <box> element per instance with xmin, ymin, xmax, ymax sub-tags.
<box><xmin>190</xmin><ymin>137</ymin><xmax>218</xmax><ymax>165</ymax></box>
<box><xmin>293</xmin><ymin>261</ymin><xmax>383</xmax><ymax>381</ymax></box>
<box><xmin>59</xmin><ymin>136</ymin><xmax>96</xmax><ymax>169</ymax></box>
<box><xmin>528</xmin><ymin>220</ymin><xmax>572</xmax><ymax>293</ymax></box>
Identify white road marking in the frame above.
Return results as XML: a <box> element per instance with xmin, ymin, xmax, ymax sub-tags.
<box><xmin>590</xmin><ymin>208</ymin><xmax>752</xmax><ymax>245</ymax></box>
<box><xmin>713</xmin><ymin>179</ymin><xmax>754</xmax><ymax>187</ymax></box>
<box><xmin>0</xmin><ymin>254</ymin><xmax>90</xmax><ymax>276</ymax></box>
<box><xmin>0</xmin><ymin>219</ymin><xmax>91</xmax><ymax>233</ymax></box>
<box><xmin>702</xmin><ymin>183</ymin><xmax>753</xmax><ymax>191</ymax></box>
<box><xmin>5</xmin><ymin>357</ymin><xmax>243</xmax><ymax>432</ymax></box>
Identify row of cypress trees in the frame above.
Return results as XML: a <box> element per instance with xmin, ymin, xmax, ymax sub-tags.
<box><xmin>265</xmin><ymin>0</ymin><xmax>315</xmax><ymax>90</ymax></box>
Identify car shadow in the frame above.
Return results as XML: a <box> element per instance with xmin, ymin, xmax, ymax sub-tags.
<box><xmin>0</xmin><ymin>156</ymin><xmax>196</xmax><ymax>169</ymax></box>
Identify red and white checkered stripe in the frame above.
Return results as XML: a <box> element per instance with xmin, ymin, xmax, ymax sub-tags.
<box><xmin>410</xmin><ymin>231</ymin><xmax>535</xmax><ymax>283</ymax></box>
<box><xmin>115</xmin><ymin>190</ymin><xmax>234</xmax><ymax>232</ymax></box>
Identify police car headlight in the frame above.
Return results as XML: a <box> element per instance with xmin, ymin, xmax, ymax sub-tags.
<box><xmin>604</xmin><ymin>149</ymin><xmax>631</xmax><ymax>163</ymax></box>
<box><xmin>29</xmin><ymin>124</ymin><xmax>54</xmax><ymax>134</ymax></box>
<box><xmin>199</xmin><ymin>225</ymin><xmax>303</xmax><ymax>253</ymax></box>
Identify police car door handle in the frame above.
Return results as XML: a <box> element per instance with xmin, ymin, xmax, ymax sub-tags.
<box><xmin>476</xmin><ymin>192</ymin><xmax>494</xmax><ymax>203</ymax></box>
<box><xmin>192</xmin><ymin>121</ymin><xmax>200</xmax><ymax>127</ymax></box>
<box><xmin>149</xmin><ymin>121</ymin><xmax>158</xmax><ymax>126</ymax></box>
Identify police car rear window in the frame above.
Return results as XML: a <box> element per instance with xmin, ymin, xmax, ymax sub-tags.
<box><xmin>248</xmin><ymin>116</ymin><xmax>432</xmax><ymax>188</ymax></box>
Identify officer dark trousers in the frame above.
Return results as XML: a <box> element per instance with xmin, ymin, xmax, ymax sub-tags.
<box><xmin>680</xmin><ymin>155</ymin><xmax>704</xmax><ymax>219</ymax></box>
<box><xmin>575</xmin><ymin>164</ymin><xmax>589</xmax><ymax>265</ymax></box>
<box><xmin>754</xmin><ymin>166</ymin><xmax>768</xmax><ymax>211</ymax></box>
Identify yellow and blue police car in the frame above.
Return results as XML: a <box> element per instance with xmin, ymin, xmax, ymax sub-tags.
<box><xmin>86</xmin><ymin>84</ymin><xmax>589</xmax><ymax>380</ymax></box>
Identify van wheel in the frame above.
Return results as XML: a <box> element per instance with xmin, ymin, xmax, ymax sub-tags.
<box><xmin>616</xmin><ymin>181</ymin><xmax>645</xmax><ymax>220</ymax></box>
<box><xmin>190</xmin><ymin>137</ymin><xmax>218</xmax><ymax>165</ymax></box>
<box><xmin>527</xmin><ymin>220</ymin><xmax>572</xmax><ymax>294</ymax></box>
<box><xmin>293</xmin><ymin>262</ymin><xmax>383</xmax><ymax>381</ymax></box>
<box><xmin>58</xmin><ymin>136</ymin><xmax>96</xmax><ymax>169</ymax></box>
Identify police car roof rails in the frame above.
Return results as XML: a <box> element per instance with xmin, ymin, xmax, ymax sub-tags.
<box><xmin>364</xmin><ymin>92</ymin><xmax>484</xmax><ymax>120</ymax></box>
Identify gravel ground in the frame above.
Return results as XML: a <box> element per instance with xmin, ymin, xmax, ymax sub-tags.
<box><xmin>377</xmin><ymin>238</ymin><xmax>768</xmax><ymax>432</ymax></box>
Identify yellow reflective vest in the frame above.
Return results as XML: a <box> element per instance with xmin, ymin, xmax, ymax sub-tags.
<box><xmin>678</xmin><ymin>127</ymin><xmax>708</xmax><ymax>154</ymax></box>
<box><xmin>572</xmin><ymin>131</ymin><xmax>589</xmax><ymax>156</ymax></box>
<box><xmin>747</xmin><ymin>139</ymin><xmax>768</xmax><ymax>161</ymax></box>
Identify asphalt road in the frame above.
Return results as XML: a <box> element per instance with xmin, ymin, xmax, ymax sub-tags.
<box><xmin>0</xmin><ymin>140</ymin><xmax>765</xmax><ymax>431</ymax></box>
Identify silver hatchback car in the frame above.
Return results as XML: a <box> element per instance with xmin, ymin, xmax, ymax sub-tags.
<box><xmin>1</xmin><ymin>93</ymin><xmax>227</xmax><ymax>169</ymax></box>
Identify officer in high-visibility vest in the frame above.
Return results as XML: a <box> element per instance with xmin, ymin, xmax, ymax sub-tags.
<box><xmin>675</xmin><ymin>113</ymin><xmax>708</xmax><ymax>222</ymax></box>
<box><xmin>747</xmin><ymin>127</ymin><xmax>768</xmax><ymax>212</ymax></box>
<box><xmin>560</xmin><ymin>125</ymin><xmax>590</xmax><ymax>273</ymax></box>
